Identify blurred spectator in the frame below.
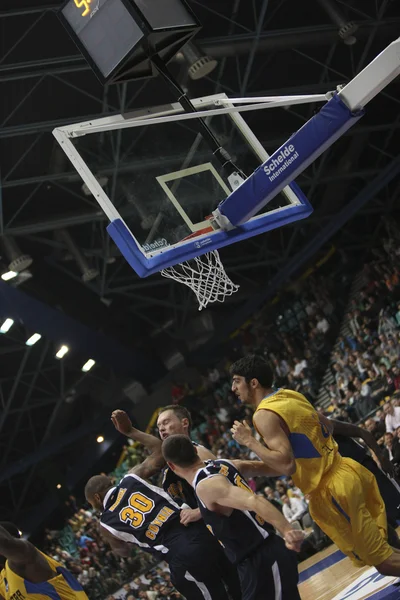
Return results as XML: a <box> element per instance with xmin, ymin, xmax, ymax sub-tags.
<box><xmin>384</xmin><ymin>402</ymin><xmax>400</xmax><ymax>433</ymax></box>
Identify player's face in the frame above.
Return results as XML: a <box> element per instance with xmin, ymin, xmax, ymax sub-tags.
<box><xmin>231</xmin><ymin>374</ymin><xmax>254</xmax><ymax>404</ymax></box>
<box><xmin>87</xmin><ymin>493</ymin><xmax>103</xmax><ymax>512</ymax></box>
<box><xmin>157</xmin><ymin>410</ymin><xmax>187</xmax><ymax>440</ymax></box>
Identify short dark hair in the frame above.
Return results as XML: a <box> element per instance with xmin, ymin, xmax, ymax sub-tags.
<box><xmin>230</xmin><ymin>354</ymin><xmax>274</xmax><ymax>388</ymax></box>
<box><xmin>158</xmin><ymin>405</ymin><xmax>192</xmax><ymax>431</ymax></box>
<box><xmin>84</xmin><ymin>475</ymin><xmax>112</xmax><ymax>501</ymax></box>
<box><xmin>162</xmin><ymin>435</ymin><xmax>199</xmax><ymax>467</ymax></box>
<box><xmin>0</xmin><ymin>522</ymin><xmax>21</xmax><ymax>539</ymax></box>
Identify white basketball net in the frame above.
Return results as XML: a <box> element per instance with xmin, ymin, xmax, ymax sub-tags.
<box><xmin>161</xmin><ymin>250</ymin><xmax>240</xmax><ymax>310</ymax></box>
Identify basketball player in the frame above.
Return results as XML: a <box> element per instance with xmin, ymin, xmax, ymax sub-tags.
<box><xmin>230</xmin><ymin>354</ymin><xmax>400</xmax><ymax>576</ymax></box>
<box><xmin>157</xmin><ymin>406</ymin><xmax>215</xmax><ymax>521</ymax></box>
<box><xmin>162</xmin><ymin>434</ymin><xmax>304</xmax><ymax>600</ymax></box>
<box><xmin>112</xmin><ymin>408</ymin><xmax>242</xmax><ymax>599</ymax></box>
<box><xmin>0</xmin><ymin>522</ymin><xmax>88</xmax><ymax>599</ymax></box>
<box><xmin>86</xmin><ymin>414</ymin><xmax>232</xmax><ymax>600</ymax></box>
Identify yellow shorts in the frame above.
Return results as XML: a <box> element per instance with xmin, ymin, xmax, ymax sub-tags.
<box><xmin>308</xmin><ymin>456</ymin><xmax>393</xmax><ymax>567</ymax></box>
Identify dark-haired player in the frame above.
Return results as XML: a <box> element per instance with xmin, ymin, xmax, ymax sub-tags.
<box><xmin>0</xmin><ymin>522</ymin><xmax>88</xmax><ymax>599</ymax></box>
<box><xmin>230</xmin><ymin>354</ymin><xmax>400</xmax><ymax>576</ymax></box>
<box><xmin>162</xmin><ymin>434</ymin><xmax>304</xmax><ymax>600</ymax></box>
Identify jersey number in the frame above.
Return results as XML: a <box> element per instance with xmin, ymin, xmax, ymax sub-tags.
<box><xmin>119</xmin><ymin>492</ymin><xmax>154</xmax><ymax>529</ymax></box>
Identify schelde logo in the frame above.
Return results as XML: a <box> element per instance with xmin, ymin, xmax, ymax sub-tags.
<box><xmin>142</xmin><ymin>238</ymin><xmax>169</xmax><ymax>253</ymax></box>
<box><xmin>263</xmin><ymin>144</ymin><xmax>299</xmax><ymax>182</ymax></box>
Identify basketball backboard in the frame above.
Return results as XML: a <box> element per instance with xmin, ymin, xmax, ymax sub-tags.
<box><xmin>53</xmin><ymin>94</ymin><xmax>312</xmax><ymax>276</ymax></box>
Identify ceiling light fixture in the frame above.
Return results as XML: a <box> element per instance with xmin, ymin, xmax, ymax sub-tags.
<box><xmin>55</xmin><ymin>345</ymin><xmax>69</xmax><ymax>359</ymax></box>
<box><xmin>1</xmin><ymin>271</ymin><xmax>18</xmax><ymax>281</ymax></box>
<box><xmin>82</xmin><ymin>358</ymin><xmax>96</xmax><ymax>372</ymax></box>
<box><xmin>26</xmin><ymin>333</ymin><xmax>42</xmax><ymax>346</ymax></box>
<box><xmin>0</xmin><ymin>318</ymin><xmax>14</xmax><ymax>333</ymax></box>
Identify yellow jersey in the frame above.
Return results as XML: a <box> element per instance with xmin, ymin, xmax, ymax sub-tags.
<box><xmin>254</xmin><ymin>388</ymin><xmax>339</xmax><ymax>494</ymax></box>
<box><xmin>0</xmin><ymin>551</ymin><xmax>88</xmax><ymax>600</ymax></box>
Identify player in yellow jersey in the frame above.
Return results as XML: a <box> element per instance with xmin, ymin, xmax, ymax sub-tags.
<box><xmin>229</xmin><ymin>354</ymin><xmax>400</xmax><ymax>577</ymax></box>
<box><xmin>0</xmin><ymin>522</ymin><xmax>88</xmax><ymax>600</ymax></box>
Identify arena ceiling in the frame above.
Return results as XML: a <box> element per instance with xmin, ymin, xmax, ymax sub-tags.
<box><xmin>0</xmin><ymin>0</ymin><xmax>400</xmax><ymax>531</ymax></box>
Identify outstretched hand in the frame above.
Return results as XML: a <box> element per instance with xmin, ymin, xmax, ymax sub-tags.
<box><xmin>111</xmin><ymin>409</ymin><xmax>134</xmax><ymax>436</ymax></box>
<box><xmin>231</xmin><ymin>420</ymin><xmax>254</xmax><ymax>446</ymax></box>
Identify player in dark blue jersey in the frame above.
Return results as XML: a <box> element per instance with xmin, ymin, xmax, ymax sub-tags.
<box><xmin>85</xmin><ymin>412</ymin><xmax>231</xmax><ymax>600</ymax></box>
<box><xmin>162</xmin><ymin>434</ymin><xmax>304</xmax><ymax>600</ymax></box>
<box><xmin>157</xmin><ymin>405</ymin><xmax>243</xmax><ymax>599</ymax></box>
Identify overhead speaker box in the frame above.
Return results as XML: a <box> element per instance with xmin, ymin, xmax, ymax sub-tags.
<box><xmin>59</xmin><ymin>0</ymin><xmax>201</xmax><ymax>84</ymax></box>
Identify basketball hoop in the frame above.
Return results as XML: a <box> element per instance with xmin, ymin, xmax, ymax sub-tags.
<box><xmin>160</xmin><ymin>226</ymin><xmax>239</xmax><ymax>310</ymax></box>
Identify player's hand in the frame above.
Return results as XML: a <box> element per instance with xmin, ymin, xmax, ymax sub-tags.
<box><xmin>231</xmin><ymin>420</ymin><xmax>253</xmax><ymax>446</ymax></box>
<box><xmin>180</xmin><ymin>508</ymin><xmax>202</xmax><ymax>526</ymax></box>
<box><xmin>283</xmin><ymin>528</ymin><xmax>306</xmax><ymax>552</ymax></box>
<box><xmin>111</xmin><ymin>410</ymin><xmax>134</xmax><ymax>436</ymax></box>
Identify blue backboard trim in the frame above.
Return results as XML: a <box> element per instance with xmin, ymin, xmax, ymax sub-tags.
<box><xmin>218</xmin><ymin>94</ymin><xmax>364</xmax><ymax>226</ymax></box>
<box><xmin>107</xmin><ymin>181</ymin><xmax>312</xmax><ymax>277</ymax></box>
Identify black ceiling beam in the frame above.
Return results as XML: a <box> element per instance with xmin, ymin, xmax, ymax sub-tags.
<box><xmin>0</xmin><ymin>19</ymin><xmax>399</xmax><ymax>83</ymax></box>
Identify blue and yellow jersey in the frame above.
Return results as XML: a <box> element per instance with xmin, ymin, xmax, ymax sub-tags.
<box><xmin>0</xmin><ymin>551</ymin><xmax>88</xmax><ymax>599</ymax></box>
<box><xmin>254</xmin><ymin>389</ymin><xmax>339</xmax><ymax>494</ymax></box>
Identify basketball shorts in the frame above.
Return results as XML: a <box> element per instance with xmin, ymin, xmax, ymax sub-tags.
<box><xmin>169</xmin><ymin>534</ymin><xmax>232</xmax><ymax>600</ymax></box>
<box><xmin>308</xmin><ymin>456</ymin><xmax>394</xmax><ymax>567</ymax></box>
<box><xmin>237</xmin><ymin>535</ymin><xmax>300</xmax><ymax>600</ymax></box>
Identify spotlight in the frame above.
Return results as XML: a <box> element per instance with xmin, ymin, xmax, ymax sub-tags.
<box><xmin>179</xmin><ymin>42</ymin><xmax>218</xmax><ymax>80</ymax></box>
<box><xmin>26</xmin><ymin>333</ymin><xmax>41</xmax><ymax>346</ymax></box>
<box><xmin>97</xmin><ymin>435</ymin><xmax>104</xmax><ymax>444</ymax></box>
<box><xmin>55</xmin><ymin>345</ymin><xmax>69</xmax><ymax>359</ymax></box>
<box><xmin>56</xmin><ymin>484</ymin><xmax>62</xmax><ymax>489</ymax></box>
<box><xmin>1</xmin><ymin>271</ymin><xmax>18</xmax><ymax>281</ymax></box>
<box><xmin>0</xmin><ymin>236</ymin><xmax>32</xmax><ymax>272</ymax></box>
<box><xmin>0</xmin><ymin>318</ymin><xmax>14</xmax><ymax>333</ymax></box>
<box><xmin>82</xmin><ymin>359</ymin><xmax>96</xmax><ymax>372</ymax></box>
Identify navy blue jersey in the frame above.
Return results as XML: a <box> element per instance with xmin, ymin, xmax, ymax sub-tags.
<box><xmin>162</xmin><ymin>466</ymin><xmax>198</xmax><ymax>508</ymax></box>
<box><xmin>100</xmin><ymin>473</ymin><xmax>186</xmax><ymax>558</ymax></box>
<box><xmin>162</xmin><ymin>441</ymin><xmax>204</xmax><ymax>509</ymax></box>
<box><xmin>194</xmin><ymin>459</ymin><xmax>275</xmax><ymax>565</ymax></box>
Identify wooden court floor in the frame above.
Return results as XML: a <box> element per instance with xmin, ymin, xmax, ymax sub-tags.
<box><xmin>298</xmin><ymin>541</ymin><xmax>400</xmax><ymax>600</ymax></box>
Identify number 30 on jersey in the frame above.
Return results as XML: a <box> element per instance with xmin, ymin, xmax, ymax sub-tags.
<box><xmin>119</xmin><ymin>492</ymin><xmax>155</xmax><ymax>528</ymax></box>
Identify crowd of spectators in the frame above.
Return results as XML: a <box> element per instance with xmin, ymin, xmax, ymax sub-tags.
<box><xmin>39</xmin><ymin>258</ymin><xmax>358</xmax><ymax>597</ymax></box>
<box><xmin>315</xmin><ymin>244</ymin><xmax>400</xmax><ymax>480</ymax></box>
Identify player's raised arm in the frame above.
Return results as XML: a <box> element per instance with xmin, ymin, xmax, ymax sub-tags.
<box><xmin>111</xmin><ymin>409</ymin><xmax>165</xmax><ymax>479</ymax></box>
<box><xmin>231</xmin><ymin>414</ymin><xmax>296</xmax><ymax>476</ymax></box>
<box><xmin>196</xmin><ymin>476</ymin><xmax>304</xmax><ymax>552</ymax></box>
<box><xmin>112</xmin><ymin>409</ymin><xmax>162</xmax><ymax>452</ymax></box>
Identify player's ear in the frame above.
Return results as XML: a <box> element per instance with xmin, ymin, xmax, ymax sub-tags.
<box><xmin>250</xmin><ymin>377</ymin><xmax>259</xmax><ymax>389</ymax></box>
<box><xmin>181</xmin><ymin>417</ymin><xmax>189</xmax><ymax>431</ymax></box>
<box><xmin>167</xmin><ymin>461</ymin><xmax>177</xmax><ymax>472</ymax></box>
